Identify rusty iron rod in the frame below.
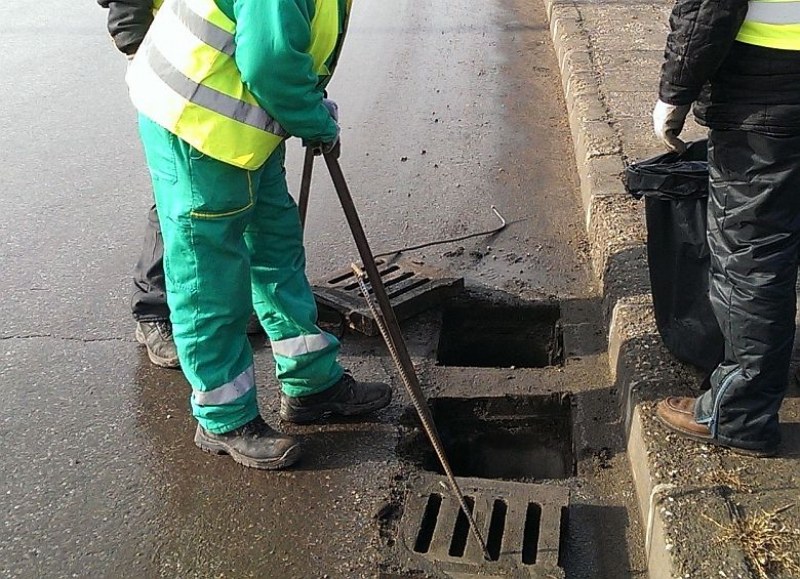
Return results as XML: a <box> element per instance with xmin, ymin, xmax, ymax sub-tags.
<box><xmin>298</xmin><ymin>146</ymin><xmax>315</xmax><ymax>231</ymax></box>
<box><xmin>320</xmin><ymin>151</ymin><xmax>490</xmax><ymax>560</ymax></box>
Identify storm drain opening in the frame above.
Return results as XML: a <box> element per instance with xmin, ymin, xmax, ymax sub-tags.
<box><xmin>436</xmin><ymin>301</ymin><xmax>564</xmax><ymax>368</ymax></box>
<box><xmin>407</xmin><ymin>394</ymin><xmax>575</xmax><ymax>481</ymax></box>
<box><xmin>410</xmin><ymin>494</ymin><xmax>549</xmax><ymax>564</ymax></box>
<box><xmin>400</xmin><ymin>475</ymin><xmax>570</xmax><ymax>572</ymax></box>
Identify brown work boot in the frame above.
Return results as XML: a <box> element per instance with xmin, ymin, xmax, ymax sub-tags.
<box><xmin>655</xmin><ymin>397</ymin><xmax>776</xmax><ymax>457</ymax></box>
<box><xmin>194</xmin><ymin>415</ymin><xmax>301</xmax><ymax>470</ymax></box>
<box><xmin>279</xmin><ymin>373</ymin><xmax>392</xmax><ymax>424</ymax></box>
<box><xmin>656</xmin><ymin>397</ymin><xmax>711</xmax><ymax>440</ymax></box>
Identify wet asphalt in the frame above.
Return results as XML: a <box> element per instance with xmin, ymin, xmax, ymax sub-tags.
<box><xmin>1</xmin><ymin>0</ymin><xmax>644</xmax><ymax>577</ymax></box>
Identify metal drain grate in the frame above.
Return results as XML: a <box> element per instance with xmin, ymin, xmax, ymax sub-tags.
<box><xmin>312</xmin><ymin>258</ymin><xmax>463</xmax><ymax>336</ymax></box>
<box><xmin>398</xmin><ymin>474</ymin><xmax>569</xmax><ymax>577</ymax></box>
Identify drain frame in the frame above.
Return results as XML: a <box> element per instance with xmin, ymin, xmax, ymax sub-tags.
<box><xmin>397</xmin><ymin>474</ymin><xmax>569</xmax><ymax>577</ymax></box>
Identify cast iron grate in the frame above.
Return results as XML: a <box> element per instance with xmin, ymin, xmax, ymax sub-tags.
<box><xmin>399</xmin><ymin>474</ymin><xmax>569</xmax><ymax>576</ymax></box>
<box><xmin>312</xmin><ymin>257</ymin><xmax>464</xmax><ymax>336</ymax></box>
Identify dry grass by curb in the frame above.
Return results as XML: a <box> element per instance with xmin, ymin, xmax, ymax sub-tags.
<box><xmin>702</xmin><ymin>467</ymin><xmax>753</xmax><ymax>494</ymax></box>
<box><xmin>707</xmin><ymin>504</ymin><xmax>800</xmax><ymax>579</ymax></box>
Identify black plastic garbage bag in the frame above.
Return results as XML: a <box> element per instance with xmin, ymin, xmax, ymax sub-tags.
<box><xmin>625</xmin><ymin>140</ymin><xmax>723</xmax><ymax>371</ymax></box>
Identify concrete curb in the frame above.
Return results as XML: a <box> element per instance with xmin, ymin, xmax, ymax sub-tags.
<box><xmin>540</xmin><ymin>1</ymin><xmax>756</xmax><ymax>577</ymax></box>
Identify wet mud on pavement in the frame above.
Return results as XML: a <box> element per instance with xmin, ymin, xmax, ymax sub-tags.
<box><xmin>2</xmin><ymin>0</ymin><xmax>644</xmax><ymax>577</ymax></box>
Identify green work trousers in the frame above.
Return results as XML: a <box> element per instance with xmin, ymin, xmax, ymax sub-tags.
<box><xmin>138</xmin><ymin>114</ymin><xmax>343</xmax><ymax>434</ymax></box>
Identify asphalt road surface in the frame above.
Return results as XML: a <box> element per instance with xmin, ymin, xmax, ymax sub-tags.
<box><xmin>1</xmin><ymin>0</ymin><xmax>638</xmax><ymax>577</ymax></box>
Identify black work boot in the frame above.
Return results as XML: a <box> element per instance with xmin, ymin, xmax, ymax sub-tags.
<box><xmin>279</xmin><ymin>373</ymin><xmax>392</xmax><ymax>424</ymax></box>
<box><xmin>135</xmin><ymin>320</ymin><xmax>180</xmax><ymax>369</ymax></box>
<box><xmin>194</xmin><ymin>415</ymin><xmax>301</xmax><ymax>470</ymax></box>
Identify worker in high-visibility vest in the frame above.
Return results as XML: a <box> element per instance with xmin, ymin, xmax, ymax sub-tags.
<box><xmin>652</xmin><ymin>0</ymin><xmax>800</xmax><ymax>456</ymax></box>
<box><xmin>99</xmin><ymin>0</ymin><xmax>179</xmax><ymax>369</ymax></box>
<box><xmin>125</xmin><ymin>0</ymin><xmax>391</xmax><ymax>470</ymax></box>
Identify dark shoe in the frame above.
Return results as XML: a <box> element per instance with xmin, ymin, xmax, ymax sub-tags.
<box><xmin>279</xmin><ymin>373</ymin><xmax>392</xmax><ymax>424</ymax></box>
<box><xmin>135</xmin><ymin>321</ymin><xmax>180</xmax><ymax>369</ymax></box>
<box><xmin>194</xmin><ymin>415</ymin><xmax>301</xmax><ymax>470</ymax></box>
<box><xmin>656</xmin><ymin>397</ymin><xmax>776</xmax><ymax>458</ymax></box>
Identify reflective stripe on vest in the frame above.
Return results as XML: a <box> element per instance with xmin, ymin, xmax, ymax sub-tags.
<box><xmin>128</xmin><ymin>0</ymin><xmax>342</xmax><ymax>170</ymax></box>
<box><xmin>737</xmin><ymin>0</ymin><xmax>800</xmax><ymax>50</ymax></box>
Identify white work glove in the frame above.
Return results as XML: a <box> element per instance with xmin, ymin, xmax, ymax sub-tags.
<box><xmin>322</xmin><ymin>97</ymin><xmax>338</xmax><ymax>122</ymax></box>
<box><xmin>653</xmin><ymin>99</ymin><xmax>691</xmax><ymax>153</ymax></box>
<box><xmin>321</xmin><ymin>98</ymin><xmax>340</xmax><ymax>155</ymax></box>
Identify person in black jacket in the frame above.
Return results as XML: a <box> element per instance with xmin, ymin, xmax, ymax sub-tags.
<box><xmin>99</xmin><ymin>0</ymin><xmax>179</xmax><ymax>369</ymax></box>
<box><xmin>653</xmin><ymin>0</ymin><xmax>800</xmax><ymax>456</ymax></box>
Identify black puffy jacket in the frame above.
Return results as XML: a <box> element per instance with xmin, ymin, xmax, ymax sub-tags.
<box><xmin>659</xmin><ymin>0</ymin><xmax>800</xmax><ymax>135</ymax></box>
<box><xmin>97</xmin><ymin>0</ymin><xmax>154</xmax><ymax>56</ymax></box>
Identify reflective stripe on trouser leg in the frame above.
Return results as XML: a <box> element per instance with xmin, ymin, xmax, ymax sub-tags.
<box><xmin>245</xmin><ymin>144</ymin><xmax>343</xmax><ymax>398</ymax></box>
<box><xmin>695</xmin><ymin>129</ymin><xmax>800</xmax><ymax>451</ymax></box>
<box><xmin>137</xmin><ymin>114</ymin><xmax>259</xmax><ymax>434</ymax></box>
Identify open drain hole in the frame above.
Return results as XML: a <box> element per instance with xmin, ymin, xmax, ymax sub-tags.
<box><xmin>436</xmin><ymin>302</ymin><xmax>563</xmax><ymax>368</ymax></box>
<box><xmin>403</xmin><ymin>395</ymin><xmax>575</xmax><ymax>481</ymax></box>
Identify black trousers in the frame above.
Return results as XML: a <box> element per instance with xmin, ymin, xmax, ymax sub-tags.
<box><xmin>695</xmin><ymin>129</ymin><xmax>800</xmax><ymax>451</ymax></box>
<box><xmin>131</xmin><ymin>204</ymin><xmax>170</xmax><ymax>322</ymax></box>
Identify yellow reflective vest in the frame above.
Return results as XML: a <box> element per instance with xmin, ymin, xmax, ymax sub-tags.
<box><xmin>737</xmin><ymin>0</ymin><xmax>800</xmax><ymax>50</ymax></box>
<box><xmin>128</xmin><ymin>0</ymin><xmax>344</xmax><ymax>170</ymax></box>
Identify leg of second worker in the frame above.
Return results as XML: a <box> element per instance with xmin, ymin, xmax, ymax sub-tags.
<box><xmin>696</xmin><ymin>130</ymin><xmax>800</xmax><ymax>452</ymax></box>
<box><xmin>132</xmin><ymin>204</ymin><xmax>179</xmax><ymax>369</ymax></box>
<box><xmin>247</xmin><ymin>144</ymin><xmax>343</xmax><ymax>398</ymax></box>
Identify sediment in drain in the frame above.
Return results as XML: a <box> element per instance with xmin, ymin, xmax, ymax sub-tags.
<box><xmin>401</xmin><ymin>394</ymin><xmax>575</xmax><ymax>481</ymax></box>
<box><xmin>436</xmin><ymin>301</ymin><xmax>564</xmax><ymax>368</ymax></box>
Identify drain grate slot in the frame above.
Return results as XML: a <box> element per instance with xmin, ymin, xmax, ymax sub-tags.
<box><xmin>399</xmin><ymin>474</ymin><xmax>569</xmax><ymax>575</ymax></box>
<box><xmin>387</xmin><ymin>277</ymin><xmax>430</xmax><ymax>299</ymax></box>
<box><xmin>522</xmin><ymin>503</ymin><xmax>542</xmax><ymax>564</ymax></box>
<box><xmin>341</xmin><ymin>264</ymin><xmax>401</xmax><ymax>291</ymax></box>
<box><xmin>486</xmin><ymin>499</ymin><xmax>507</xmax><ymax>561</ymax></box>
<box><xmin>413</xmin><ymin>493</ymin><xmax>442</xmax><ymax>554</ymax></box>
<box><xmin>312</xmin><ymin>258</ymin><xmax>463</xmax><ymax>336</ymax></box>
<box><xmin>447</xmin><ymin>495</ymin><xmax>475</xmax><ymax>558</ymax></box>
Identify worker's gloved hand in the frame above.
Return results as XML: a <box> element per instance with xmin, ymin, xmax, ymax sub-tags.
<box><xmin>320</xmin><ymin>133</ymin><xmax>341</xmax><ymax>159</ymax></box>
<box><xmin>322</xmin><ymin>97</ymin><xmax>338</xmax><ymax>122</ymax></box>
<box><xmin>305</xmin><ymin>97</ymin><xmax>340</xmax><ymax>158</ymax></box>
<box><xmin>653</xmin><ymin>100</ymin><xmax>691</xmax><ymax>153</ymax></box>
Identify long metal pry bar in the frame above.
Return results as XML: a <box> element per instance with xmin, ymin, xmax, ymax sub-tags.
<box><xmin>317</xmin><ymin>150</ymin><xmax>490</xmax><ymax>560</ymax></box>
